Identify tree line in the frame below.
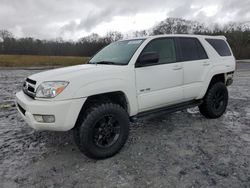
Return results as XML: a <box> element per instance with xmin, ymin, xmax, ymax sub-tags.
<box><xmin>0</xmin><ymin>31</ymin><xmax>122</xmax><ymax>57</ymax></box>
<box><xmin>0</xmin><ymin>18</ymin><xmax>249</xmax><ymax>59</ymax></box>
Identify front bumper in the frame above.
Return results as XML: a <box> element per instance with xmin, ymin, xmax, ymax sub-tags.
<box><xmin>15</xmin><ymin>91</ymin><xmax>86</xmax><ymax>131</ymax></box>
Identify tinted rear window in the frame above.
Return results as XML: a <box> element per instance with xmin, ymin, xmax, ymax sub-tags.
<box><xmin>179</xmin><ymin>38</ymin><xmax>208</xmax><ymax>61</ymax></box>
<box><xmin>206</xmin><ymin>39</ymin><xmax>231</xmax><ymax>56</ymax></box>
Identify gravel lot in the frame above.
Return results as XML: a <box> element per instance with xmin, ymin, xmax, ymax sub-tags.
<box><xmin>0</xmin><ymin>63</ymin><xmax>250</xmax><ymax>188</ymax></box>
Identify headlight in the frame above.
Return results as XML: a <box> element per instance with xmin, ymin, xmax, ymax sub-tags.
<box><xmin>36</xmin><ymin>81</ymin><xmax>69</xmax><ymax>98</ymax></box>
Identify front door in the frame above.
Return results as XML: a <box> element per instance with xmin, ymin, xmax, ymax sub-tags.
<box><xmin>135</xmin><ymin>38</ymin><xmax>183</xmax><ymax>112</ymax></box>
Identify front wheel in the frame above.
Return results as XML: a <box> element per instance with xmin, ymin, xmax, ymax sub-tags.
<box><xmin>73</xmin><ymin>103</ymin><xmax>129</xmax><ymax>159</ymax></box>
<box><xmin>199</xmin><ymin>82</ymin><xmax>228</xmax><ymax>119</ymax></box>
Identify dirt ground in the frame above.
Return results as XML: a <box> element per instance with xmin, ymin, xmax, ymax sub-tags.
<box><xmin>0</xmin><ymin>63</ymin><xmax>250</xmax><ymax>188</ymax></box>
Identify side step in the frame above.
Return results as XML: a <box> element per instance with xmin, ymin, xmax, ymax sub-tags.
<box><xmin>130</xmin><ymin>100</ymin><xmax>203</xmax><ymax>122</ymax></box>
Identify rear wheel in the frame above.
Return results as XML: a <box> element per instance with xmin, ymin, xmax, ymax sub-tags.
<box><xmin>199</xmin><ymin>82</ymin><xmax>228</xmax><ymax>119</ymax></box>
<box><xmin>73</xmin><ymin>103</ymin><xmax>129</xmax><ymax>159</ymax></box>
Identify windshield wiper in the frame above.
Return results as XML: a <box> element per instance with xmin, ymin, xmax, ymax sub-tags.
<box><xmin>90</xmin><ymin>61</ymin><xmax>123</xmax><ymax>65</ymax></box>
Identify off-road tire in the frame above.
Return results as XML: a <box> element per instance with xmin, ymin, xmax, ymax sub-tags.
<box><xmin>199</xmin><ymin>82</ymin><xmax>228</xmax><ymax>119</ymax></box>
<box><xmin>73</xmin><ymin>103</ymin><xmax>129</xmax><ymax>159</ymax></box>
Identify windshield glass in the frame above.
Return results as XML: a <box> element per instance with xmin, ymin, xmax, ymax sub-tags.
<box><xmin>89</xmin><ymin>39</ymin><xmax>144</xmax><ymax>65</ymax></box>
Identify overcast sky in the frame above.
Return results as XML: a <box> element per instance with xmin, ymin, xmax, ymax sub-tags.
<box><xmin>0</xmin><ymin>0</ymin><xmax>249</xmax><ymax>40</ymax></box>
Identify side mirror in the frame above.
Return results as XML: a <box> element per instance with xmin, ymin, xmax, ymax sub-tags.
<box><xmin>137</xmin><ymin>52</ymin><xmax>159</xmax><ymax>66</ymax></box>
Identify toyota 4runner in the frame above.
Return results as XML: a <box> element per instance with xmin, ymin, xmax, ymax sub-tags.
<box><xmin>16</xmin><ymin>34</ymin><xmax>235</xmax><ymax>159</ymax></box>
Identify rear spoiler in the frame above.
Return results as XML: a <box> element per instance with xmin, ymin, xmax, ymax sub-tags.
<box><xmin>217</xmin><ymin>36</ymin><xmax>227</xmax><ymax>40</ymax></box>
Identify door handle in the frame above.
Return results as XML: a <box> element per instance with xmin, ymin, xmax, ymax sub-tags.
<box><xmin>173</xmin><ymin>65</ymin><xmax>182</xmax><ymax>70</ymax></box>
<box><xmin>203</xmin><ymin>62</ymin><xmax>210</xmax><ymax>66</ymax></box>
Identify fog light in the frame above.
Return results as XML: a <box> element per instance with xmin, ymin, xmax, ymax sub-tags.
<box><xmin>33</xmin><ymin>115</ymin><xmax>55</xmax><ymax>123</ymax></box>
<box><xmin>42</xmin><ymin>115</ymin><xmax>55</xmax><ymax>123</ymax></box>
<box><xmin>33</xmin><ymin>115</ymin><xmax>43</xmax><ymax>122</ymax></box>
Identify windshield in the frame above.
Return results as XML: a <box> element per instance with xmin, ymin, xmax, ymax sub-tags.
<box><xmin>89</xmin><ymin>39</ymin><xmax>144</xmax><ymax>65</ymax></box>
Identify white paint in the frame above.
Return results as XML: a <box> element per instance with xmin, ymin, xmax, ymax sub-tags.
<box><xmin>16</xmin><ymin>34</ymin><xmax>236</xmax><ymax>131</ymax></box>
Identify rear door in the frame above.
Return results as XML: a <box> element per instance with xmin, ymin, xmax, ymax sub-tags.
<box><xmin>205</xmin><ymin>38</ymin><xmax>235</xmax><ymax>70</ymax></box>
<box><xmin>177</xmin><ymin>37</ymin><xmax>211</xmax><ymax>100</ymax></box>
<box><xmin>135</xmin><ymin>38</ymin><xmax>183</xmax><ymax>112</ymax></box>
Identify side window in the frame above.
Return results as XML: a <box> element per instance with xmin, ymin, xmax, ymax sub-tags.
<box><xmin>179</xmin><ymin>38</ymin><xmax>208</xmax><ymax>61</ymax></box>
<box><xmin>206</xmin><ymin>39</ymin><xmax>231</xmax><ymax>56</ymax></box>
<box><xmin>142</xmin><ymin>38</ymin><xmax>176</xmax><ymax>65</ymax></box>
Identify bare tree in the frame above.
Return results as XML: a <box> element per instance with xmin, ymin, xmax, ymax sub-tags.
<box><xmin>104</xmin><ymin>31</ymin><xmax>123</xmax><ymax>43</ymax></box>
<box><xmin>0</xmin><ymin>18</ymin><xmax>250</xmax><ymax>59</ymax></box>
<box><xmin>0</xmin><ymin>30</ymin><xmax>13</xmax><ymax>41</ymax></box>
<box><xmin>132</xmin><ymin>30</ymin><xmax>148</xmax><ymax>37</ymax></box>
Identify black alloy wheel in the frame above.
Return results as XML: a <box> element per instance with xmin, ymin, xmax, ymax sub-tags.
<box><xmin>73</xmin><ymin>103</ymin><xmax>129</xmax><ymax>159</ymax></box>
<box><xmin>93</xmin><ymin>115</ymin><xmax>121</xmax><ymax>148</ymax></box>
<box><xmin>199</xmin><ymin>82</ymin><xmax>228</xmax><ymax>119</ymax></box>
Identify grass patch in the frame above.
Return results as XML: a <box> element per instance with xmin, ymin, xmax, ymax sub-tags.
<box><xmin>0</xmin><ymin>55</ymin><xmax>89</xmax><ymax>67</ymax></box>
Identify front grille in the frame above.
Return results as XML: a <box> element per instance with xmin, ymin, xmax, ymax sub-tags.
<box><xmin>26</xmin><ymin>78</ymin><xmax>36</xmax><ymax>85</ymax></box>
<box><xmin>23</xmin><ymin>78</ymin><xmax>37</xmax><ymax>99</ymax></box>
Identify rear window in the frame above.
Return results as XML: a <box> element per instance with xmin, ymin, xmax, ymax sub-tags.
<box><xmin>206</xmin><ymin>39</ymin><xmax>231</xmax><ymax>56</ymax></box>
<box><xmin>179</xmin><ymin>38</ymin><xmax>208</xmax><ymax>61</ymax></box>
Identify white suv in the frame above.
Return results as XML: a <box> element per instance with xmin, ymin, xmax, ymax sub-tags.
<box><xmin>16</xmin><ymin>34</ymin><xmax>235</xmax><ymax>159</ymax></box>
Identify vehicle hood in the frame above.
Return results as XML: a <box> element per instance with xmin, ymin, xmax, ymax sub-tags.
<box><xmin>28</xmin><ymin>64</ymin><xmax>130</xmax><ymax>100</ymax></box>
<box><xmin>29</xmin><ymin>64</ymin><xmax>98</xmax><ymax>82</ymax></box>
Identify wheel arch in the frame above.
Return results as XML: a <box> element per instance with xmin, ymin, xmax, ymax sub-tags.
<box><xmin>73</xmin><ymin>91</ymin><xmax>130</xmax><ymax>129</ymax></box>
<box><xmin>197</xmin><ymin>71</ymin><xmax>226</xmax><ymax>99</ymax></box>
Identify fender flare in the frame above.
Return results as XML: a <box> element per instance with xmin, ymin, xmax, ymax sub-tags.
<box><xmin>197</xmin><ymin>66</ymin><xmax>226</xmax><ymax>99</ymax></box>
<box><xmin>73</xmin><ymin>78</ymin><xmax>138</xmax><ymax>116</ymax></box>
